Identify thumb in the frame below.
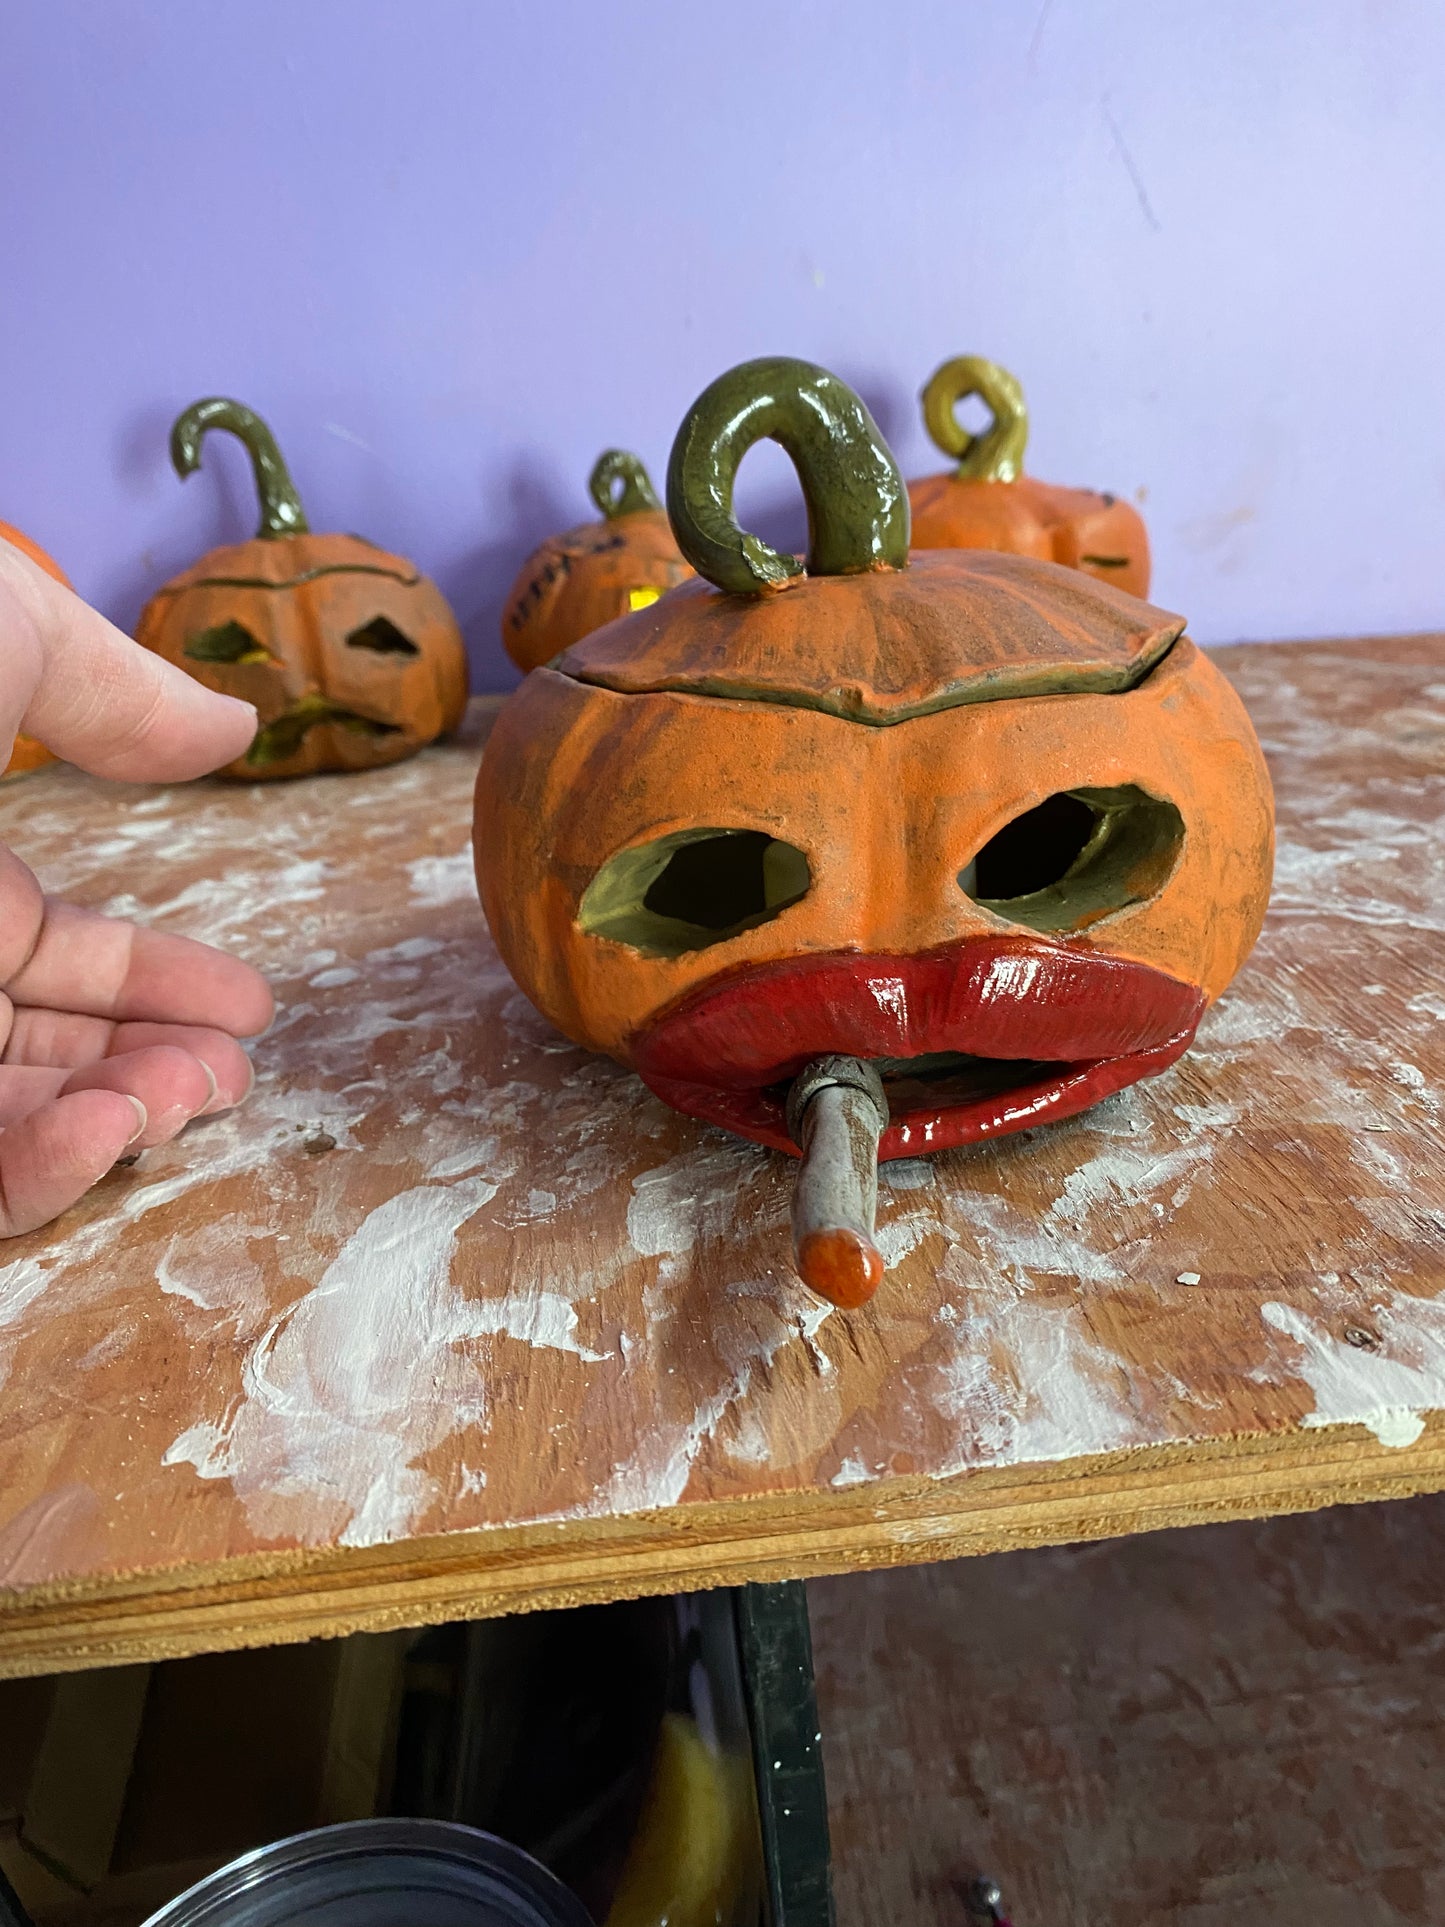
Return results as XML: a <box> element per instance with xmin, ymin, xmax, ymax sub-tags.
<box><xmin>0</xmin><ymin>539</ymin><xmax>258</xmax><ymax>782</ymax></box>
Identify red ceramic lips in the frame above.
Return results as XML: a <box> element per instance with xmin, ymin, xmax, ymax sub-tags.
<box><xmin>634</xmin><ymin>936</ymin><xmax>1204</xmax><ymax>1159</ymax></box>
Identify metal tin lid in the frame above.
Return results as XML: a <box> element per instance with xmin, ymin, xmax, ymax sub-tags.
<box><xmin>141</xmin><ymin>1819</ymin><xmax>594</xmax><ymax>1927</ymax></box>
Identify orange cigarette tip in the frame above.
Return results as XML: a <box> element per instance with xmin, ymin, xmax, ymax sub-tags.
<box><xmin>795</xmin><ymin>1227</ymin><xmax>885</xmax><ymax>1310</ymax></box>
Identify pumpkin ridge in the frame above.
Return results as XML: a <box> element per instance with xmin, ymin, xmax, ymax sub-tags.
<box><xmin>146</xmin><ymin>561</ymin><xmax>423</xmax><ymax>596</ymax></box>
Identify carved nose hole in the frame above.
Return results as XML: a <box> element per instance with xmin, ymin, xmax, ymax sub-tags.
<box><xmin>185</xmin><ymin>621</ymin><xmax>276</xmax><ymax>665</ymax></box>
<box><xmin>345</xmin><ymin>616</ymin><xmax>420</xmax><ymax>656</ymax></box>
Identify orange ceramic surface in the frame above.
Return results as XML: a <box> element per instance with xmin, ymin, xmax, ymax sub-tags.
<box><xmin>476</xmin><ymin>637</ymin><xmax>1271</xmax><ymax>1063</ymax></box>
<box><xmin>908</xmin><ymin>356</ymin><xmax>1151</xmax><ymax>599</ymax></box>
<box><xmin>137</xmin><ymin>399</ymin><xmax>467</xmax><ymax>780</ymax></box>
<box><xmin>0</xmin><ymin>519</ymin><xmax>71</xmax><ymax>780</ymax></box>
<box><xmin>501</xmin><ymin>450</ymin><xmax>693</xmax><ymax>673</ymax></box>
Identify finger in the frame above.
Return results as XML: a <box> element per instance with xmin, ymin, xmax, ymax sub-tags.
<box><xmin>0</xmin><ymin>845</ymin><xmax>45</xmax><ymax>996</ymax></box>
<box><xmin>0</xmin><ymin>543</ymin><xmax>257</xmax><ymax>780</ymax></box>
<box><xmin>2</xmin><ymin>1010</ymin><xmax>255</xmax><ymax>1110</ymax></box>
<box><xmin>110</xmin><ymin>1023</ymin><xmax>255</xmax><ymax>1110</ymax></box>
<box><xmin>5</xmin><ymin>899</ymin><xmax>275</xmax><ymax>1037</ymax></box>
<box><xmin>60</xmin><ymin>1046</ymin><xmax>216</xmax><ymax>1147</ymax></box>
<box><xmin>0</xmin><ymin>1042</ymin><xmax>234</xmax><ymax>1133</ymax></box>
<box><xmin>0</xmin><ymin>1064</ymin><xmax>76</xmax><ymax>1126</ymax></box>
<box><xmin>0</xmin><ymin>1089</ymin><xmax>146</xmax><ymax>1238</ymax></box>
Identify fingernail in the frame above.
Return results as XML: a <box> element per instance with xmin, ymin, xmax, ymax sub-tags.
<box><xmin>198</xmin><ymin>1060</ymin><xmax>222</xmax><ymax>1114</ymax></box>
<box><xmin>125</xmin><ymin>1096</ymin><xmax>148</xmax><ymax>1144</ymax></box>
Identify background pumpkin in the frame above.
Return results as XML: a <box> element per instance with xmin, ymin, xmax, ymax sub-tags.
<box><xmin>137</xmin><ymin>398</ymin><xmax>467</xmax><ymax>779</ymax></box>
<box><xmin>501</xmin><ymin>449</ymin><xmax>692</xmax><ymax>673</ymax></box>
<box><xmin>908</xmin><ymin>355</ymin><xmax>1152</xmax><ymax>598</ymax></box>
<box><xmin>0</xmin><ymin>520</ymin><xmax>72</xmax><ymax>780</ymax></box>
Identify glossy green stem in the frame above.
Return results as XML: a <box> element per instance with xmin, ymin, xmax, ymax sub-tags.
<box><xmin>170</xmin><ymin>397</ymin><xmax>310</xmax><ymax>539</ymax></box>
<box><xmin>666</xmin><ymin>357</ymin><xmax>909</xmax><ymax>596</ymax></box>
<box><xmin>921</xmin><ymin>356</ymin><xmax>1029</xmax><ymax>483</ymax></box>
<box><xmin>588</xmin><ymin>448</ymin><xmax>662</xmax><ymax>519</ymax></box>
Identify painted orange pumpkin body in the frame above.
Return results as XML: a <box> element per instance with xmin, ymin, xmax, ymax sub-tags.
<box><xmin>0</xmin><ymin>519</ymin><xmax>71</xmax><ymax>779</ymax></box>
<box><xmin>478</xmin><ymin>561</ymin><xmax>1270</xmax><ymax>1140</ymax></box>
<box><xmin>137</xmin><ymin>399</ymin><xmax>467</xmax><ymax>779</ymax></box>
<box><xmin>502</xmin><ymin>450</ymin><xmax>692</xmax><ymax>673</ymax></box>
<box><xmin>474</xmin><ymin>359</ymin><xmax>1273</xmax><ymax>1305</ymax></box>
<box><xmin>908</xmin><ymin>356</ymin><xmax>1151</xmax><ymax>599</ymax></box>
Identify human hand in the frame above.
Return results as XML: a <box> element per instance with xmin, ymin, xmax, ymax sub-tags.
<box><xmin>0</xmin><ymin>538</ymin><xmax>275</xmax><ymax>1235</ymax></box>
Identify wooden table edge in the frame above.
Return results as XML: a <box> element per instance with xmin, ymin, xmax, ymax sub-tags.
<box><xmin>3</xmin><ymin>1414</ymin><xmax>1443</xmax><ymax>1677</ymax></box>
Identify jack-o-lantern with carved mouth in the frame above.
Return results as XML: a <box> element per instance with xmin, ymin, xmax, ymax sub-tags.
<box><xmin>909</xmin><ymin>355</ymin><xmax>1152</xmax><ymax>598</ymax></box>
<box><xmin>474</xmin><ymin>359</ymin><xmax>1273</xmax><ymax>1309</ymax></box>
<box><xmin>138</xmin><ymin>399</ymin><xmax>467</xmax><ymax>778</ymax></box>
<box><xmin>502</xmin><ymin>449</ymin><xmax>693</xmax><ymax>673</ymax></box>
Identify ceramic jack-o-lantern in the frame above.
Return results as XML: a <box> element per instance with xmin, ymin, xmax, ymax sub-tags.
<box><xmin>0</xmin><ymin>521</ymin><xmax>72</xmax><ymax>779</ymax></box>
<box><xmin>475</xmin><ymin>359</ymin><xmax>1272</xmax><ymax>1310</ymax></box>
<box><xmin>501</xmin><ymin>450</ymin><xmax>693</xmax><ymax>673</ymax></box>
<box><xmin>909</xmin><ymin>356</ymin><xmax>1152</xmax><ymax>598</ymax></box>
<box><xmin>137</xmin><ymin>399</ymin><xmax>467</xmax><ymax>778</ymax></box>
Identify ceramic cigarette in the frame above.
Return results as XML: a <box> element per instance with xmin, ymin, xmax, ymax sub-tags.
<box><xmin>786</xmin><ymin>1056</ymin><xmax>889</xmax><ymax>1309</ymax></box>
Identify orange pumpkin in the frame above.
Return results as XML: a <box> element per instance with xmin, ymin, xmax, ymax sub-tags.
<box><xmin>474</xmin><ymin>359</ymin><xmax>1272</xmax><ymax>1305</ymax></box>
<box><xmin>0</xmin><ymin>520</ymin><xmax>72</xmax><ymax>779</ymax></box>
<box><xmin>908</xmin><ymin>356</ymin><xmax>1151</xmax><ymax>598</ymax></box>
<box><xmin>501</xmin><ymin>450</ymin><xmax>693</xmax><ymax>673</ymax></box>
<box><xmin>137</xmin><ymin>399</ymin><xmax>467</xmax><ymax>779</ymax></box>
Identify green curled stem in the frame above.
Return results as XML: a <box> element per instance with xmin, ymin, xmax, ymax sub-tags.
<box><xmin>920</xmin><ymin>356</ymin><xmax>1029</xmax><ymax>483</ymax></box>
<box><xmin>665</xmin><ymin>356</ymin><xmax>909</xmax><ymax>595</ymax></box>
<box><xmin>170</xmin><ymin>397</ymin><xmax>310</xmax><ymax>539</ymax></box>
<box><xmin>588</xmin><ymin>449</ymin><xmax>662</xmax><ymax>519</ymax></box>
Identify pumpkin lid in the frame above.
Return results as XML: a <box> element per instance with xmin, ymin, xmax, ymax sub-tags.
<box><xmin>553</xmin><ymin>358</ymin><xmax>1182</xmax><ymax>725</ymax></box>
<box><xmin>148</xmin><ymin>531</ymin><xmax>421</xmax><ymax>596</ymax></box>
<box><xmin>555</xmin><ymin>549</ymin><xmax>1181</xmax><ymax>723</ymax></box>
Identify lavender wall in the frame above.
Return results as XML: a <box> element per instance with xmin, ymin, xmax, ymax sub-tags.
<box><xmin>2</xmin><ymin>1</ymin><xmax>1442</xmax><ymax>682</ymax></box>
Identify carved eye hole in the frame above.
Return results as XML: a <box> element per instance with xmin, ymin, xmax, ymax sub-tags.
<box><xmin>345</xmin><ymin>616</ymin><xmax>420</xmax><ymax>656</ymax></box>
<box><xmin>185</xmin><ymin>621</ymin><xmax>276</xmax><ymax>665</ymax></box>
<box><xmin>962</xmin><ymin>785</ymin><xmax>1184</xmax><ymax>933</ymax></box>
<box><xmin>579</xmin><ymin>828</ymin><xmax>811</xmax><ymax>957</ymax></box>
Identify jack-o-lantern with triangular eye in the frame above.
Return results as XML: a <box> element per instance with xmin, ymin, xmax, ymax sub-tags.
<box><xmin>909</xmin><ymin>356</ymin><xmax>1152</xmax><ymax>598</ymax></box>
<box><xmin>137</xmin><ymin>399</ymin><xmax>467</xmax><ymax>778</ymax></box>
<box><xmin>501</xmin><ymin>449</ymin><xmax>693</xmax><ymax>673</ymax></box>
<box><xmin>475</xmin><ymin>359</ymin><xmax>1272</xmax><ymax>1310</ymax></box>
<box><xmin>0</xmin><ymin>520</ymin><xmax>72</xmax><ymax>779</ymax></box>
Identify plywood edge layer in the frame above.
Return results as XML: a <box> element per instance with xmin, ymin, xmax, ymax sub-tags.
<box><xmin>3</xmin><ymin>1416</ymin><xmax>1443</xmax><ymax>1678</ymax></box>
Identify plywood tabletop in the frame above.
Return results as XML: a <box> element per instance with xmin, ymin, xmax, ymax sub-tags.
<box><xmin>1</xmin><ymin>635</ymin><xmax>1443</xmax><ymax>1677</ymax></box>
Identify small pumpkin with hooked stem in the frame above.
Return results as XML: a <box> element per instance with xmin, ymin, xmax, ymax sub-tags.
<box><xmin>475</xmin><ymin>357</ymin><xmax>1271</xmax><ymax>1309</ymax></box>
<box><xmin>136</xmin><ymin>399</ymin><xmax>468</xmax><ymax>779</ymax></box>
<box><xmin>0</xmin><ymin>520</ymin><xmax>72</xmax><ymax>779</ymax></box>
<box><xmin>501</xmin><ymin>450</ymin><xmax>692</xmax><ymax>673</ymax></box>
<box><xmin>909</xmin><ymin>356</ymin><xmax>1151</xmax><ymax>598</ymax></box>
